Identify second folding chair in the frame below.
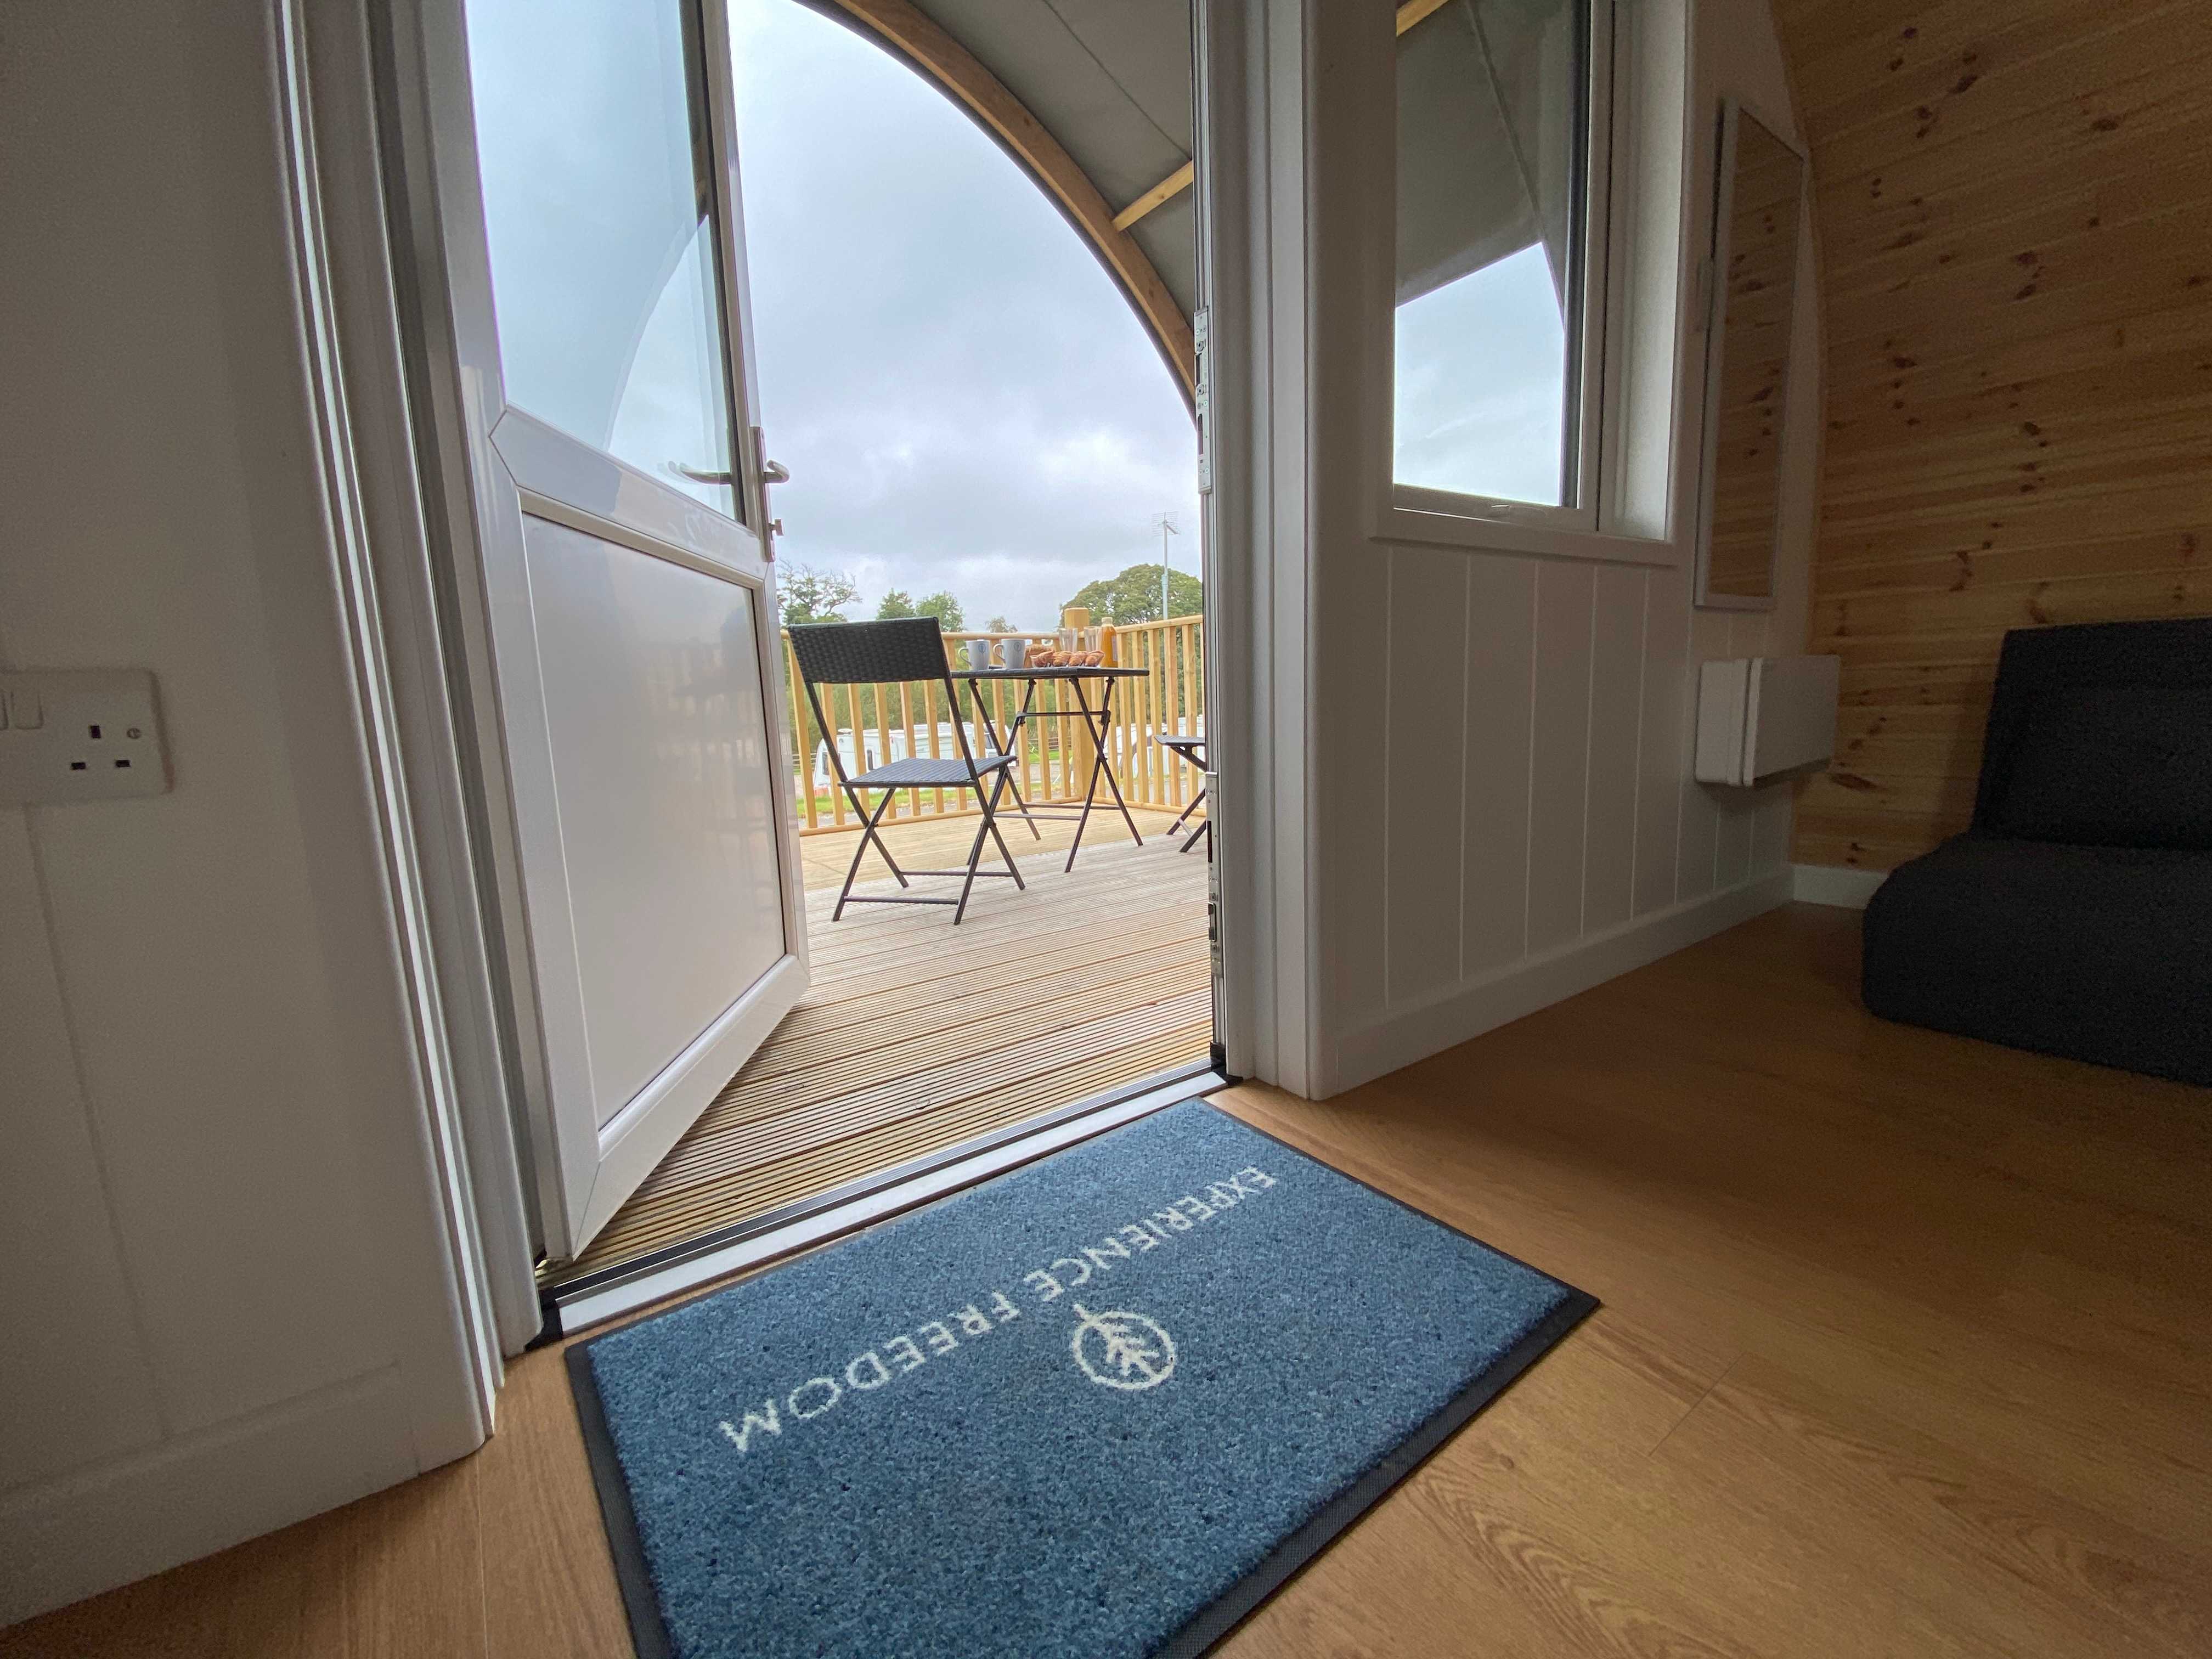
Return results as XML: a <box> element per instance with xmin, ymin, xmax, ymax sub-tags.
<box><xmin>787</xmin><ymin>617</ymin><xmax>1025</xmax><ymax>923</ymax></box>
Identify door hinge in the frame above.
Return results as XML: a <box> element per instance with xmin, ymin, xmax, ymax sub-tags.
<box><xmin>1192</xmin><ymin>307</ymin><xmax>1213</xmax><ymax>495</ymax></box>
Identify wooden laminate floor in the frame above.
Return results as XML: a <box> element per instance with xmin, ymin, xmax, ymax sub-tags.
<box><xmin>9</xmin><ymin>904</ymin><xmax>2209</xmax><ymax>1657</ymax></box>
<box><xmin>554</xmin><ymin>808</ymin><xmax>1211</xmax><ymax>1284</ymax></box>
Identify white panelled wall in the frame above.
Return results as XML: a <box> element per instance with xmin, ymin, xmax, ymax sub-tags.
<box><xmin>0</xmin><ymin>0</ymin><xmax>487</xmax><ymax>1623</ymax></box>
<box><xmin>1299</xmin><ymin>0</ymin><xmax>1819</xmax><ymax>1093</ymax></box>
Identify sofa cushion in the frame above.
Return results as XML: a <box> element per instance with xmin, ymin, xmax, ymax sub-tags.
<box><xmin>1989</xmin><ymin>686</ymin><xmax>2212</xmax><ymax>849</ymax></box>
<box><xmin>1862</xmin><ymin>836</ymin><xmax>2212</xmax><ymax>1086</ymax></box>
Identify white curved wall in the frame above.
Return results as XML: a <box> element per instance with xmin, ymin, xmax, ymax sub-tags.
<box><xmin>0</xmin><ymin>0</ymin><xmax>483</xmax><ymax>1622</ymax></box>
<box><xmin>1295</xmin><ymin>0</ymin><xmax>1820</xmax><ymax>1092</ymax></box>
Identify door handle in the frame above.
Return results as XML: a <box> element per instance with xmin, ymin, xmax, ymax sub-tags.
<box><xmin>761</xmin><ymin>459</ymin><xmax>791</xmax><ymax>486</ymax></box>
<box><xmin>668</xmin><ymin>462</ymin><xmax>734</xmax><ymax>485</ymax></box>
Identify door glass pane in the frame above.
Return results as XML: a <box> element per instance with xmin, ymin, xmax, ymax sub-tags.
<box><xmin>465</xmin><ymin>0</ymin><xmax>738</xmax><ymax>516</ymax></box>
<box><xmin>1393</xmin><ymin>0</ymin><xmax>1589</xmax><ymax>507</ymax></box>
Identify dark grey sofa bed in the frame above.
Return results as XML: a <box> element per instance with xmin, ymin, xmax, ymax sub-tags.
<box><xmin>1861</xmin><ymin>617</ymin><xmax>2212</xmax><ymax>1086</ymax></box>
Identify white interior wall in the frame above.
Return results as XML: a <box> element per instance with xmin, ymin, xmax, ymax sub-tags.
<box><xmin>0</xmin><ymin>0</ymin><xmax>486</xmax><ymax>1623</ymax></box>
<box><xmin>1300</xmin><ymin>0</ymin><xmax>1819</xmax><ymax>1093</ymax></box>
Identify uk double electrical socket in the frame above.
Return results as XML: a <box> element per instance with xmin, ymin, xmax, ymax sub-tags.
<box><xmin>0</xmin><ymin>670</ymin><xmax>170</xmax><ymax>804</ymax></box>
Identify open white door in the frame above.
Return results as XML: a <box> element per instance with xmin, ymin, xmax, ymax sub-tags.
<box><xmin>422</xmin><ymin>0</ymin><xmax>807</xmax><ymax>1260</ymax></box>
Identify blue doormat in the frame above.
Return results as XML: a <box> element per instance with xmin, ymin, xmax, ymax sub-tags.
<box><xmin>567</xmin><ymin>1101</ymin><xmax>1594</xmax><ymax>1659</ymax></box>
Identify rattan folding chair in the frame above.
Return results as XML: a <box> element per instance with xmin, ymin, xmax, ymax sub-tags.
<box><xmin>787</xmin><ymin>618</ymin><xmax>1025</xmax><ymax>923</ymax></box>
<box><xmin>1155</xmin><ymin>732</ymin><xmax>1211</xmax><ymax>858</ymax></box>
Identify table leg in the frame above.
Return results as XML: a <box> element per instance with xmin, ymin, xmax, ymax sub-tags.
<box><xmin>1062</xmin><ymin>676</ymin><xmax>1144</xmax><ymax>872</ymax></box>
<box><xmin>968</xmin><ymin>675</ymin><xmax>1042</xmax><ymax>839</ymax></box>
<box><xmin>1090</xmin><ymin>677</ymin><xmax>1145</xmax><ymax>847</ymax></box>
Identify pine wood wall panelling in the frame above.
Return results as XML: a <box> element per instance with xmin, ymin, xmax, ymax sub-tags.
<box><xmin>1823</xmin><ymin>210</ymin><xmax>2212</xmax><ymax>359</ymax></box>
<box><xmin>1773</xmin><ymin>0</ymin><xmax>2212</xmax><ymax>872</ymax></box>
<box><xmin>1822</xmin><ymin>529</ymin><xmax>2205</xmax><ymax>602</ymax></box>
<box><xmin>1821</xmin><ymin>484</ymin><xmax>2209</xmax><ymax>569</ymax></box>
<box><xmin>1805</xmin><ymin>8</ymin><xmax>2212</xmax><ymax>186</ymax></box>
<box><xmin>1814</xmin><ymin>566</ymin><xmax>2212</xmax><ymax>642</ymax></box>
<box><xmin>1797</xmin><ymin>4</ymin><xmax>2212</xmax><ymax>179</ymax></box>
<box><xmin>1824</xmin><ymin>349</ymin><xmax>2212</xmax><ymax>455</ymax></box>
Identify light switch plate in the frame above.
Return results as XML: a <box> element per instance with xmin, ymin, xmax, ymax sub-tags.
<box><xmin>0</xmin><ymin>670</ymin><xmax>170</xmax><ymax>804</ymax></box>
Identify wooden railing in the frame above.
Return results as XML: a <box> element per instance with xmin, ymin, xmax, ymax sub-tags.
<box><xmin>781</xmin><ymin>617</ymin><xmax>1205</xmax><ymax>836</ymax></box>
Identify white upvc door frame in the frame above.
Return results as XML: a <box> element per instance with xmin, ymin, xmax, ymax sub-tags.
<box><xmin>1196</xmin><ymin>0</ymin><xmax>1322</xmax><ymax>1096</ymax></box>
<box><xmin>276</xmin><ymin>0</ymin><xmax>538</xmax><ymax>1374</ymax></box>
<box><xmin>276</xmin><ymin>0</ymin><xmax>1315</xmax><ymax>1372</ymax></box>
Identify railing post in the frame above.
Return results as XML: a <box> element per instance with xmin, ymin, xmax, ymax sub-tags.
<box><xmin>784</xmin><ymin>632</ymin><xmax>819</xmax><ymax>831</ymax></box>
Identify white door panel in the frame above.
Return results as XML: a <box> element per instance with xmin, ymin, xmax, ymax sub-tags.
<box><xmin>519</xmin><ymin>514</ymin><xmax>787</xmax><ymax>1127</ymax></box>
<box><xmin>493</xmin><ymin>407</ymin><xmax>760</xmax><ymax>577</ymax></box>
<box><xmin>418</xmin><ymin>0</ymin><xmax>806</xmax><ymax>1260</ymax></box>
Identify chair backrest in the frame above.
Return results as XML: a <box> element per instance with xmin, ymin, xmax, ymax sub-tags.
<box><xmin>785</xmin><ymin>617</ymin><xmax>990</xmax><ymax>786</ymax></box>
<box><xmin>1973</xmin><ymin>617</ymin><xmax>2212</xmax><ymax>849</ymax></box>
<box><xmin>787</xmin><ymin>617</ymin><xmax>952</xmax><ymax>688</ymax></box>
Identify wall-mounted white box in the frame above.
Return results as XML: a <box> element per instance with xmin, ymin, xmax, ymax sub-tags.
<box><xmin>1695</xmin><ymin>655</ymin><xmax>1840</xmax><ymax>787</ymax></box>
<box><xmin>0</xmin><ymin>670</ymin><xmax>170</xmax><ymax>804</ymax></box>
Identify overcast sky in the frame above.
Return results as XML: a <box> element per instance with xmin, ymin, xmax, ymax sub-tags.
<box><xmin>727</xmin><ymin>0</ymin><xmax>1199</xmax><ymax>630</ymax></box>
<box><xmin>468</xmin><ymin>0</ymin><xmax>1566</xmax><ymax>618</ymax></box>
<box><xmin>1394</xmin><ymin>243</ymin><xmax>1568</xmax><ymax>506</ymax></box>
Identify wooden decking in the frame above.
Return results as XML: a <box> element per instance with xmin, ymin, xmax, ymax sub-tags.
<box><xmin>555</xmin><ymin>806</ymin><xmax>1210</xmax><ymax>1284</ymax></box>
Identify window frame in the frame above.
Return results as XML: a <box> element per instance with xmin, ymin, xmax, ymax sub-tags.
<box><xmin>1386</xmin><ymin>0</ymin><xmax>1620</xmax><ymax>539</ymax></box>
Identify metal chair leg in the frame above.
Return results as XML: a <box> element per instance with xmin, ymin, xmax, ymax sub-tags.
<box><xmin>954</xmin><ymin>769</ymin><xmax>1022</xmax><ymax>923</ymax></box>
<box><xmin>1175</xmin><ymin>787</ymin><xmax>1209</xmax><ymax>853</ymax></box>
<box><xmin>980</xmin><ymin>775</ymin><xmax>1026</xmax><ymax>891</ymax></box>
<box><xmin>835</xmin><ymin>778</ymin><xmax>909</xmax><ymax>887</ymax></box>
<box><xmin>833</xmin><ymin>789</ymin><xmax>901</xmax><ymax>921</ymax></box>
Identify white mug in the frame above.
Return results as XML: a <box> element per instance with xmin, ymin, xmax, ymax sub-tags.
<box><xmin>997</xmin><ymin>636</ymin><xmax>1026</xmax><ymax>670</ymax></box>
<box><xmin>964</xmin><ymin>639</ymin><xmax>994</xmax><ymax>672</ymax></box>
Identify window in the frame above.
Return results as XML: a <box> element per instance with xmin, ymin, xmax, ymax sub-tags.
<box><xmin>465</xmin><ymin>0</ymin><xmax>740</xmax><ymax>517</ymax></box>
<box><xmin>1392</xmin><ymin>0</ymin><xmax>1612</xmax><ymax>528</ymax></box>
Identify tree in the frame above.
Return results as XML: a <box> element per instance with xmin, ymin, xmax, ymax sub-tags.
<box><xmin>780</xmin><ymin>564</ymin><xmax>860</xmax><ymax>627</ymax></box>
<box><xmin>1062</xmin><ymin>563</ymin><xmax>1204</xmax><ymax>625</ymax></box>
<box><xmin>984</xmin><ymin>614</ymin><xmax>1015</xmax><ymax>633</ymax></box>
<box><xmin>915</xmin><ymin>591</ymin><xmax>966</xmax><ymax>630</ymax></box>
<box><xmin>877</xmin><ymin>589</ymin><xmax>962</xmax><ymax>628</ymax></box>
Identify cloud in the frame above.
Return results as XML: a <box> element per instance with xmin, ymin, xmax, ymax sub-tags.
<box><xmin>729</xmin><ymin>0</ymin><xmax>1199</xmax><ymax>628</ymax></box>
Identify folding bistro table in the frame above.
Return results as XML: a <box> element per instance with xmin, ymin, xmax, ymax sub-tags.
<box><xmin>956</xmin><ymin>665</ymin><xmax>1147</xmax><ymax>871</ymax></box>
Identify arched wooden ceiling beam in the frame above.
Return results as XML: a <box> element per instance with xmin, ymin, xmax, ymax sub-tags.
<box><xmin>815</xmin><ymin>0</ymin><xmax>1198</xmax><ymax>407</ymax></box>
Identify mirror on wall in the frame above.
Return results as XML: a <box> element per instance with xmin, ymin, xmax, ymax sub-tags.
<box><xmin>1695</xmin><ymin>99</ymin><xmax>1807</xmax><ymax>610</ymax></box>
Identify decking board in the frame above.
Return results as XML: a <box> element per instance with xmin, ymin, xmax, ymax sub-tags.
<box><xmin>549</xmin><ymin>815</ymin><xmax>1210</xmax><ymax>1284</ymax></box>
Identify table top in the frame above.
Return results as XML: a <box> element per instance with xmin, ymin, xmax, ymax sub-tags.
<box><xmin>953</xmin><ymin>665</ymin><xmax>1148</xmax><ymax>679</ymax></box>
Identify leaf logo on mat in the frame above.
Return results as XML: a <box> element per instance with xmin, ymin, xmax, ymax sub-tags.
<box><xmin>1070</xmin><ymin>1304</ymin><xmax>1176</xmax><ymax>1391</ymax></box>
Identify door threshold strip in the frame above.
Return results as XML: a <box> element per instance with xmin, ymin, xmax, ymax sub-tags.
<box><xmin>541</xmin><ymin>1063</ymin><xmax>1226</xmax><ymax>1338</ymax></box>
